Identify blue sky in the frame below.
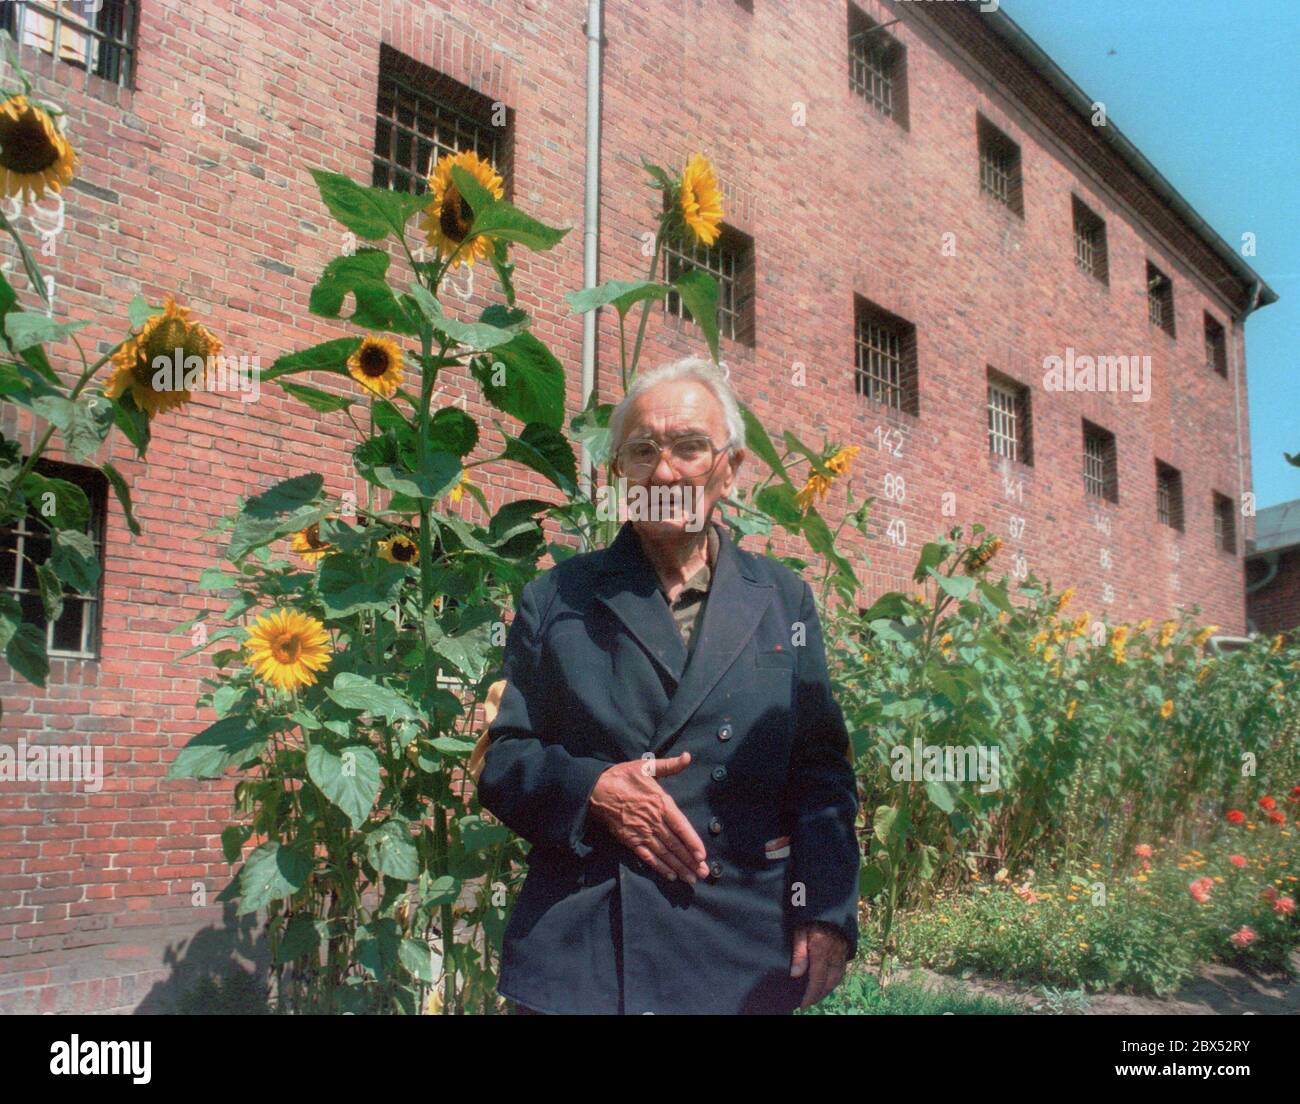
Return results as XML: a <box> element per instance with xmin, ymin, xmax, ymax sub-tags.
<box><xmin>1003</xmin><ymin>0</ymin><xmax>1299</xmax><ymax>509</ymax></box>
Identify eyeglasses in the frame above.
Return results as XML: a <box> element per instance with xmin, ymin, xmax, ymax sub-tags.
<box><xmin>614</xmin><ymin>434</ymin><xmax>728</xmax><ymax>479</ymax></box>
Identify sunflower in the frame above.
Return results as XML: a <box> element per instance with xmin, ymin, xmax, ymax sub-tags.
<box><xmin>0</xmin><ymin>94</ymin><xmax>76</xmax><ymax>201</ymax></box>
<box><xmin>291</xmin><ymin>522</ymin><xmax>332</xmax><ymax>562</ymax></box>
<box><xmin>678</xmin><ymin>153</ymin><xmax>724</xmax><ymax>247</ymax></box>
<box><xmin>823</xmin><ymin>445</ymin><xmax>861</xmax><ymax>477</ymax></box>
<box><xmin>102</xmin><ymin>295</ymin><xmax>222</xmax><ymax>418</ymax></box>
<box><xmin>1055</xmin><ymin>587</ymin><xmax>1075</xmax><ymax>614</ymax></box>
<box><xmin>448</xmin><ymin>467</ymin><xmax>473</xmax><ymax>506</ymax></box>
<box><xmin>244</xmin><ymin>608</ymin><xmax>332</xmax><ymax>691</ymax></box>
<box><xmin>1158</xmin><ymin>620</ymin><xmax>1178</xmax><ymax>648</ymax></box>
<box><xmin>1193</xmin><ymin>625</ymin><xmax>1219</xmax><ymax>648</ymax></box>
<box><xmin>347</xmin><ymin>335</ymin><xmax>404</xmax><ymax>398</ymax></box>
<box><xmin>419</xmin><ymin>149</ymin><xmax>505</xmax><ymax>268</ymax></box>
<box><xmin>1070</xmin><ymin>611</ymin><xmax>1090</xmax><ymax>638</ymax></box>
<box><xmin>378</xmin><ymin>533</ymin><xmax>419</xmax><ymax>565</ymax></box>
<box><xmin>794</xmin><ymin>472</ymin><xmax>833</xmax><ymax>513</ymax></box>
<box><xmin>964</xmin><ymin>537</ymin><xmax>1002</xmax><ymax>574</ymax></box>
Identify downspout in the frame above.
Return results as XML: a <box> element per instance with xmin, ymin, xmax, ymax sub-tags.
<box><xmin>579</xmin><ymin>0</ymin><xmax>603</xmax><ymax>497</ymax></box>
<box><xmin>1231</xmin><ymin>279</ymin><xmax>1263</xmax><ymax>631</ymax></box>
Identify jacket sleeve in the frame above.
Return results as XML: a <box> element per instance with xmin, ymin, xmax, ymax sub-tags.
<box><xmin>785</xmin><ymin>579</ymin><xmax>861</xmax><ymax>958</ymax></box>
<box><xmin>475</xmin><ymin>577</ymin><xmax>611</xmax><ymax>859</ymax></box>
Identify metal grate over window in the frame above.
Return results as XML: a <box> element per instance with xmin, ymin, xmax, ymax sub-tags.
<box><xmin>1213</xmin><ymin>492</ymin><xmax>1236</xmax><ymax>554</ymax></box>
<box><xmin>0</xmin><ymin>1</ymin><xmax>137</xmax><ymax>89</ymax></box>
<box><xmin>1072</xmin><ymin>196</ymin><xmax>1108</xmax><ymax>284</ymax></box>
<box><xmin>1156</xmin><ymin>462</ymin><xmax>1184</xmax><ymax>531</ymax></box>
<box><xmin>372</xmin><ymin>44</ymin><xmax>511</xmax><ymax>198</ymax></box>
<box><xmin>1204</xmin><ymin>313</ymin><xmax>1227</xmax><ymax>376</ymax></box>
<box><xmin>1083</xmin><ymin>421</ymin><xmax>1117</xmax><ymax>502</ymax></box>
<box><xmin>662</xmin><ymin>223</ymin><xmax>754</xmax><ymax>345</ymax></box>
<box><xmin>847</xmin><ymin>7</ymin><xmax>907</xmax><ymax>127</ymax></box>
<box><xmin>987</xmin><ymin>372</ymin><xmax>1030</xmax><ymax>465</ymax></box>
<box><xmin>1147</xmin><ymin>262</ymin><xmax>1175</xmax><ymax>337</ymax></box>
<box><xmin>0</xmin><ymin>460</ymin><xmax>107</xmax><ymax>659</ymax></box>
<box><xmin>977</xmin><ymin>116</ymin><xmax>1022</xmax><ymax>216</ymax></box>
<box><xmin>856</xmin><ymin>316</ymin><xmax>902</xmax><ymax>410</ymax></box>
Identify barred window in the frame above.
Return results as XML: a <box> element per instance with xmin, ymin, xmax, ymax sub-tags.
<box><xmin>1072</xmin><ymin>196</ymin><xmax>1108</xmax><ymax>284</ymax></box>
<box><xmin>1213</xmin><ymin>492</ymin><xmax>1236</xmax><ymax>555</ymax></box>
<box><xmin>848</xmin><ymin>6</ymin><xmax>908</xmax><ymax>127</ymax></box>
<box><xmin>987</xmin><ymin>370</ymin><xmax>1031</xmax><ymax>465</ymax></box>
<box><xmin>977</xmin><ymin>116</ymin><xmax>1023</xmax><ymax>216</ymax></box>
<box><xmin>372</xmin><ymin>43</ymin><xmax>513</xmax><ymax>198</ymax></box>
<box><xmin>662</xmin><ymin>222</ymin><xmax>755</xmax><ymax>346</ymax></box>
<box><xmin>0</xmin><ymin>460</ymin><xmax>107</xmax><ymax>660</ymax></box>
<box><xmin>0</xmin><ymin>1</ymin><xmax>138</xmax><ymax>89</ymax></box>
<box><xmin>854</xmin><ymin>297</ymin><xmax>918</xmax><ymax>416</ymax></box>
<box><xmin>1204</xmin><ymin>313</ymin><xmax>1227</xmax><ymax>376</ymax></box>
<box><xmin>1147</xmin><ymin>262</ymin><xmax>1175</xmax><ymax>337</ymax></box>
<box><xmin>1082</xmin><ymin>421</ymin><xmax>1117</xmax><ymax>502</ymax></box>
<box><xmin>1156</xmin><ymin>461</ymin><xmax>1184</xmax><ymax>531</ymax></box>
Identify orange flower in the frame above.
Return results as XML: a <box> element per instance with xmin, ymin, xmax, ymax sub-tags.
<box><xmin>1259</xmin><ymin>796</ymin><xmax>1277</xmax><ymax>811</ymax></box>
<box><xmin>1226</xmin><ymin>809</ymin><xmax>1246</xmax><ymax>825</ymax></box>
<box><xmin>1228</xmin><ymin>926</ymin><xmax>1256</xmax><ymax>948</ymax></box>
<box><xmin>1134</xmin><ymin>844</ymin><xmax>1153</xmax><ymax>859</ymax></box>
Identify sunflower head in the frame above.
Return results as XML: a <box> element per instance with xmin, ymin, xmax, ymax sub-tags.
<box><xmin>448</xmin><ymin>468</ymin><xmax>473</xmax><ymax>506</ymax></box>
<box><xmin>676</xmin><ymin>152</ymin><xmax>724</xmax><ymax>247</ymax></box>
<box><xmin>794</xmin><ymin>472</ymin><xmax>833</xmax><ymax>513</ymax></box>
<box><xmin>824</xmin><ymin>445</ymin><xmax>862</xmax><ymax>477</ymax></box>
<box><xmin>0</xmin><ymin>95</ymin><xmax>76</xmax><ymax>202</ymax></box>
<box><xmin>347</xmin><ymin>335</ymin><xmax>404</xmax><ymax>398</ymax></box>
<box><xmin>102</xmin><ymin>295</ymin><xmax>222</xmax><ymax>418</ymax></box>
<box><xmin>419</xmin><ymin>149</ymin><xmax>505</xmax><ymax>269</ymax></box>
<box><xmin>244</xmin><ymin>608</ymin><xmax>332</xmax><ymax>691</ymax></box>
<box><xmin>291</xmin><ymin>521</ymin><xmax>333</xmax><ymax>562</ymax></box>
<box><xmin>378</xmin><ymin>533</ymin><xmax>419</xmax><ymax>565</ymax></box>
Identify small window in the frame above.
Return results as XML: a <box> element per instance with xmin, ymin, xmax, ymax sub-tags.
<box><xmin>847</xmin><ymin>6</ymin><xmax>908</xmax><ymax>128</ymax></box>
<box><xmin>0</xmin><ymin>1</ymin><xmax>138</xmax><ymax>89</ymax></box>
<box><xmin>1072</xmin><ymin>196</ymin><xmax>1108</xmax><ymax>285</ymax></box>
<box><xmin>372</xmin><ymin>43</ymin><xmax>514</xmax><ymax>198</ymax></box>
<box><xmin>1204</xmin><ymin>313</ymin><xmax>1227</xmax><ymax>376</ymax></box>
<box><xmin>977</xmin><ymin>115</ymin><xmax>1023</xmax><ymax>216</ymax></box>
<box><xmin>1082</xmin><ymin>421</ymin><xmax>1118</xmax><ymax>503</ymax></box>
<box><xmin>854</xmin><ymin>296</ymin><xmax>918</xmax><ymax>416</ymax></box>
<box><xmin>1213</xmin><ymin>492</ymin><xmax>1236</xmax><ymax>555</ymax></box>
<box><xmin>987</xmin><ymin>369</ymin><xmax>1032</xmax><ymax>465</ymax></box>
<box><xmin>662</xmin><ymin>221</ymin><xmax>756</xmax><ymax>347</ymax></box>
<box><xmin>0</xmin><ymin>460</ymin><xmax>108</xmax><ymax>660</ymax></box>
<box><xmin>1147</xmin><ymin>262</ymin><xmax>1175</xmax><ymax>337</ymax></box>
<box><xmin>1155</xmin><ymin>461</ymin><xmax>1184</xmax><ymax>531</ymax></box>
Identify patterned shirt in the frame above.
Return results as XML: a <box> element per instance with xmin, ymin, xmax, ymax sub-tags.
<box><xmin>660</xmin><ymin>523</ymin><xmax>719</xmax><ymax>659</ymax></box>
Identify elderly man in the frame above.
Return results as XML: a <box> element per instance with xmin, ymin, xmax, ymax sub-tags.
<box><xmin>476</xmin><ymin>355</ymin><xmax>860</xmax><ymax>1015</ymax></box>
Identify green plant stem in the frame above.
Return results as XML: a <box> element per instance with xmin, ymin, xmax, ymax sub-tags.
<box><xmin>626</xmin><ymin>236</ymin><xmax>664</xmax><ymax>385</ymax></box>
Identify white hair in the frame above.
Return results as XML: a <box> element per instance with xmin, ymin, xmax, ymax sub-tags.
<box><xmin>608</xmin><ymin>355</ymin><xmax>746</xmax><ymax>455</ymax></box>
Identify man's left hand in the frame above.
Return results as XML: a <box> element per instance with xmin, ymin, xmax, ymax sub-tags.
<box><xmin>790</xmin><ymin>922</ymin><xmax>849</xmax><ymax>1009</ymax></box>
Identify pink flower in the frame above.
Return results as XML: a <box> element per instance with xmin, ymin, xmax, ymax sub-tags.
<box><xmin>1263</xmin><ymin>886</ymin><xmax>1278</xmax><ymax>904</ymax></box>
<box><xmin>1274</xmin><ymin>897</ymin><xmax>1296</xmax><ymax>916</ymax></box>
<box><xmin>1228</xmin><ymin>926</ymin><xmax>1257</xmax><ymax>948</ymax></box>
<box><xmin>1189</xmin><ymin>879</ymin><xmax>1213</xmax><ymax>904</ymax></box>
<box><xmin>1134</xmin><ymin>843</ymin><xmax>1153</xmax><ymax>859</ymax></box>
<box><xmin>1229</xmin><ymin>854</ymin><xmax>1247</xmax><ymax>868</ymax></box>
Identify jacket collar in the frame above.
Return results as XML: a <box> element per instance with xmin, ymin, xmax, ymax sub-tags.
<box><xmin>594</xmin><ymin>518</ymin><xmax>774</xmax><ymax>755</ymax></box>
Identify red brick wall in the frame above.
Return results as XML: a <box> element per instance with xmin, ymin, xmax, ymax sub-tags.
<box><xmin>0</xmin><ymin>0</ymin><xmax>1259</xmax><ymax>1011</ymax></box>
<box><xmin>1248</xmin><ymin>550</ymin><xmax>1300</xmax><ymax>638</ymax></box>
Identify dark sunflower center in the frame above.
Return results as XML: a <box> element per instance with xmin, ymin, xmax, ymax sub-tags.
<box><xmin>141</xmin><ymin>317</ymin><xmax>210</xmax><ymax>386</ymax></box>
<box><xmin>359</xmin><ymin>344</ymin><xmax>391</xmax><ymax>378</ymax></box>
<box><xmin>392</xmin><ymin>539</ymin><xmax>416</xmax><ymax>562</ymax></box>
<box><xmin>305</xmin><ymin>523</ymin><xmax>329</xmax><ymax>549</ymax></box>
<box><xmin>439</xmin><ymin>186</ymin><xmax>472</xmax><ymax>242</ymax></box>
<box><xmin>0</xmin><ymin>106</ymin><xmax>60</xmax><ymax>174</ymax></box>
<box><xmin>272</xmin><ymin>634</ymin><xmax>302</xmax><ymax>664</ymax></box>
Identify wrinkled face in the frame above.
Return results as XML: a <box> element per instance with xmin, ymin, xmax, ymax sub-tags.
<box><xmin>613</xmin><ymin>378</ymin><xmax>744</xmax><ymax>539</ymax></box>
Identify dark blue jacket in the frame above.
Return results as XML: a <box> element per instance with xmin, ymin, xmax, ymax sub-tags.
<box><xmin>477</xmin><ymin>518</ymin><xmax>860</xmax><ymax>1014</ymax></box>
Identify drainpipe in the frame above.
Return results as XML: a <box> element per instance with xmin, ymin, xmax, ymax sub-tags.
<box><xmin>1230</xmin><ymin>279</ymin><xmax>1263</xmax><ymax>631</ymax></box>
<box><xmin>579</xmin><ymin>0</ymin><xmax>603</xmax><ymax>497</ymax></box>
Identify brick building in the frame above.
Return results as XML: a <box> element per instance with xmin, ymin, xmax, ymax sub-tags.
<box><xmin>0</xmin><ymin>0</ymin><xmax>1277</xmax><ymax>1012</ymax></box>
<box><xmin>1247</xmin><ymin>500</ymin><xmax>1300</xmax><ymax>638</ymax></box>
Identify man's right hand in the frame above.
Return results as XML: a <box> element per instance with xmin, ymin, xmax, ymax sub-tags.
<box><xmin>587</xmin><ymin>752</ymin><xmax>709</xmax><ymax>883</ymax></box>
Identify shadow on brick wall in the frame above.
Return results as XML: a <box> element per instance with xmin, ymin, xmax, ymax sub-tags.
<box><xmin>133</xmin><ymin>905</ymin><xmax>274</xmax><ymax>1014</ymax></box>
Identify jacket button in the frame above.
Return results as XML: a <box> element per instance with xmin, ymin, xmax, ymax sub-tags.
<box><xmin>708</xmin><ymin>818</ymin><xmax>722</xmax><ymax>835</ymax></box>
<box><xmin>708</xmin><ymin>860</ymin><xmax>723</xmax><ymax>879</ymax></box>
<box><xmin>717</xmin><ymin>723</ymin><xmax>733</xmax><ymax>741</ymax></box>
<box><xmin>711</xmin><ymin>765</ymin><xmax>727</xmax><ymax>782</ymax></box>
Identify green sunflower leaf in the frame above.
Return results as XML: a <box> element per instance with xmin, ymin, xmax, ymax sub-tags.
<box><xmin>565</xmin><ymin>279</ymin><xmax>668</xmax><ymax>320</ymax></box>
<box><xmin>365</xmin><ymin>821</ymin><xmax>420</xmax><ymax>882</ymax></box>
<box><xmin>237</xmin><ymin>841</ymin><xmax>312</xmax><ymax>916</ymax></box>
<box><xmin>740</xmin><ymin>403</ymin><xmax>791</xmax><ymax>486</ymax></box>
<box><xmin>109</xmin><ymin>390</ymin><xmax>150</xmax><ymax>459</ymax></box>
<box><xmin>306</xmin><ymin>744</ymin><xmax>382</xmax><ymax>830</ymax></box>
<box><xmin>100</xmin><ymin>461</ymin><xmax>142</xmax><ymax>536</ymax></box>
<box><xmin>450</xmin><ymin>164</ymin><xmax>569</xmax><ymax>253</ymax></box>
<box><xmin>470</xmin><ymin>332</ymin><xmax>565</xmax><ymax>428</ymax></box>
<box><xmin>166</xmin><ymin>715</ymin><xmax>269</xmax><ymax>780</ymax></box>
<box><xmin>228</xmin><ymin>473</ymin><xmax>328</xmax><ymax>561</ymax></box>
<box><xmin>49</xmin><ymin>528</ymin><xmax>99</xmax><ymax>593</ymax></box>
<box><xmin>265</xmin><ymin>337</ymin><xmax>362</xmax><ymax>381</ymax></box>
<box><xmin>499</xmin><ymin>421</ymin><xmax>577</xmax><ymax>496</ymax></box>
<box><xmin>127</xmin><ymin>294</ymin><xmax>158</xmax><ymax>329</ymax></box>
<box><xmin>309</xmin><ymin>169</ymin><xmax>431</xmax><ymax>242</ymax></box>
<box><xmin>671</xmin><ymin>268</ymin><xmax>720</xmax><ymax>364</ymax></box>
<box><xmin>309</xmin><ymin>250</ymin><xmax>417</xmax><ymax>335</ymax></box>
<box><xmin>406</xmin><ymin>282</ymin><xmax>524</xmax><ymax>350</ymax></box>
<box><xmin>19</xmin><ymin>472</ymin><xmax>89</xmax><ymax>531</ymax></box>
<box><xmin>5</xmin><ymin>622</ymin><xmax>48</xmax><ymax>687</ymax></box>
<box><xmin>277</xmin><ymin>380</ymin><xmax>353</xmax><ymax>413</ymax></box>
